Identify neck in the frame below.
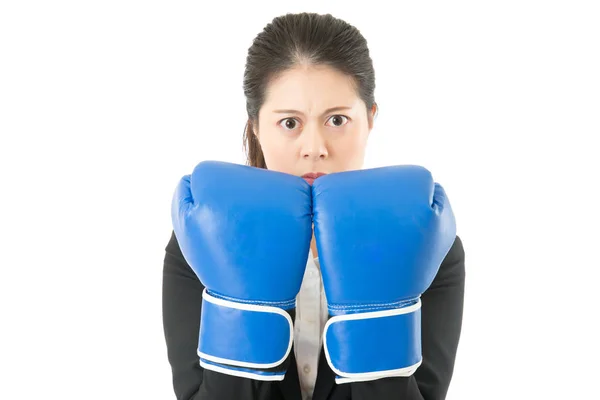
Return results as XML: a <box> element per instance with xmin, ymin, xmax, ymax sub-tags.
<box><xmin>310</xmin><ymin>234</ymin><xmax>318</xmax><ymax>258</ymax></box>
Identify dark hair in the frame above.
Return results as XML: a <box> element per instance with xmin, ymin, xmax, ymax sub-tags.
<box><xmin>242</xmin><ymin>12</ymin><xmax>377</xmax><ymax>168</ymax></box>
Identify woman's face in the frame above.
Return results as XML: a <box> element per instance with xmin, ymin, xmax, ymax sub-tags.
<box><xmin>255</xmin><ymin>64</ymin><xmax>375</xmax><ymax>181</ymax></box>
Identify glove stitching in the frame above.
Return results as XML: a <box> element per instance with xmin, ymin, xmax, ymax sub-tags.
<box><xmin>328</xmin><ymin>298</ymin><xmax>418</xmax><ymax>310</ymax></box>
<box><xmin>208</xmin><ymin>290</ymin><xmax>296</xmax><ymax>308</ymax></box>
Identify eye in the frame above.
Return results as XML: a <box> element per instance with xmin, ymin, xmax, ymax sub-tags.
<box><xmin>326</xmin><ymin>115</ymin><xmax>349</xmax><ymax>127</ymax></box>
<box><xmin>278</xmin><ymin>118</ymin><xmax>300</xmax><ymax>131</ymax></box>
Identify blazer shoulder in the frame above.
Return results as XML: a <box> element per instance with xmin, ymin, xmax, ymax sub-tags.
<box><xmin>163</xmin><ymin>230</ymin><xmax>199</xmax><ymax>283</ymax></box>
<box><xmin>431</xmin><ymin>235</ymin><xmax>466</xmax><ymax>289</ymax></box>
<box><xmin>445</xmin><ymin>235</ymin><xmax>465</xmax><ymax>267</ymax></box>
<box><xmin>165</xmin><ymin>230</ymin><xmax>184</xmax><ymax>258</ymax></box>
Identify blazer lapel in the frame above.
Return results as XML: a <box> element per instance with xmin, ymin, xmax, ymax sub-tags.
<box><xmin>277</xmin><ymin>350</ymin><xmax>302</xmax><ymax>400</ymax></box>
<box><xmin>311</xmin><ymin>346</ymin><xmax>336</xmax><ymax>400</ymax></box>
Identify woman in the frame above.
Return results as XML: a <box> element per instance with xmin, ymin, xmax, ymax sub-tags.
<box><xmin>163</xmin><ymin>12</ymin><xmax>465</xmax><ymax>400</ymax></box>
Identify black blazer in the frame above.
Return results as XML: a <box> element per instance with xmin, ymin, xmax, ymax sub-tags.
<box><xmin>162</xmin><ymin>231</ymin><xmax>465</xmax><ymax>400</ymax></box>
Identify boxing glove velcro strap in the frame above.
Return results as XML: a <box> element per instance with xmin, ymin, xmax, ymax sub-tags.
<box><xmin>198</xmin><ymin>289</ymin><xmax>294</xmax><ymax>372</ymax></box>
<box><xmin>323</xmin><ymin>299</ymin><xmax>423</xmax><ymax>384</ymax></box>
<box><xmin>199</xmin><ymin>358</ymin><xmax>288</xmax><ymax>382</ymax></box>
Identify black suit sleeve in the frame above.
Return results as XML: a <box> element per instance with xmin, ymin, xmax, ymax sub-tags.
<box><xmin>350</xmin><ymin>235</ymin><xmax>466</xmax><ymax>400</ymax></box>
<box><xmin>162</xmin><ymin>231</ymin><xmax>285</xmax><ymax>400</ymax></box>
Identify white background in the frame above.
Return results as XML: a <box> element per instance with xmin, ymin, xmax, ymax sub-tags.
<box><xmin>1</xmin><ymin>1</ymin><xmax>599</xmax><ymax>399</ymax></box>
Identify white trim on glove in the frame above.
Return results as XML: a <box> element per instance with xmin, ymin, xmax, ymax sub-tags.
<box><xmin>199</xmin><ymin>359</ymin><xmax>286</xmax><ymax>382</ymax></box>
<box><xmin>323</xmin><ymin>300</ymin><xmax>423</xmax><ymax>384</ymax></box>
<box><xmin>197</xmin><ymin>290</ymin><xmax>295</xmax><ymax>370</ymax></box>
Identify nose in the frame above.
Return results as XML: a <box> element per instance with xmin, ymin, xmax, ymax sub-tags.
<box><xmin>300</xmin><ymin>126</ymin><xmax>328</xmax><ymax>160</ymax></box>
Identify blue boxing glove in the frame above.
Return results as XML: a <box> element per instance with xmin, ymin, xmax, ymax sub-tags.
<box><xmin>171</xmin><ymin>161</ymin><xmax>312</xmax><ymax>381</ymax></box>
<box><xmin>312</xmin><ymin>165</ymin><xmax>456</xmax><ymax>384</ymax></box>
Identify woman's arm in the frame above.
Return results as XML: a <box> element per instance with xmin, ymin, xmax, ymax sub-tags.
<box><xmin>349</xmin><ymin>235</ymin><xmax>466</xmax><ymax>400</ymax></box>
<box><xmin>162</xmin><ymin>231</ymin><xmax>284</xmax><ymax>400</ymax></box>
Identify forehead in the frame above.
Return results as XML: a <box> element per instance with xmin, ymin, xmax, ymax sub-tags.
<box><xmin>262</xmin><ymin>64</ymin><xmax>360</xmax><ymax>110</ymax></box>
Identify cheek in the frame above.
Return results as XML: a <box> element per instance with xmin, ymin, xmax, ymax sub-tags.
<box><xmin>257</xmin><ymin>129</ymin><xmax>296</xmax><ymax>172</ymax></box>
<box><xmin>332</xmin><ymin>127</ymin><xmax>368</xmax><ymax>169</ymax></box>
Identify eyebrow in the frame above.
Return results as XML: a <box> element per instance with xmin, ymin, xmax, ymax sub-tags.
<box><xmin>272</xmin><ymin>106</ymin><xmax>353</xmax><ymax>117</ymax></box>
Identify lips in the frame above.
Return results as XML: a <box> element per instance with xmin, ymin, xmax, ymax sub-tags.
<box><xmin>301</xmin><ymin>172</ymin><xmax>327</xmax><ymax>180</ymax></box>
<box><xmin>301</xmin><ymin>172</ymin><xmax>327</xmax><ymax>185</ymax></box>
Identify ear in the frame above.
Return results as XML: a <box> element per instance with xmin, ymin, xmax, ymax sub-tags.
<box><xmin>367</xmin><ymin>103</ymin><xmax>377</xmax><ymax>132</ymax></box>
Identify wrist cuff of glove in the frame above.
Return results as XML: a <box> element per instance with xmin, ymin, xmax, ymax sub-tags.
<box><xmin>323</xmin><ymin>299</ymin><xmax>423</xmax><ymax>384</ymax></box>
<box><xmin>197</xmin><ymin>289</ymin><xmax>294</xmax><ymax>381</ymax></box>
<box><xmin>199</xmin><ymin>358</ymin><xmax>290</xmax><ymax>381</ymax></box>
